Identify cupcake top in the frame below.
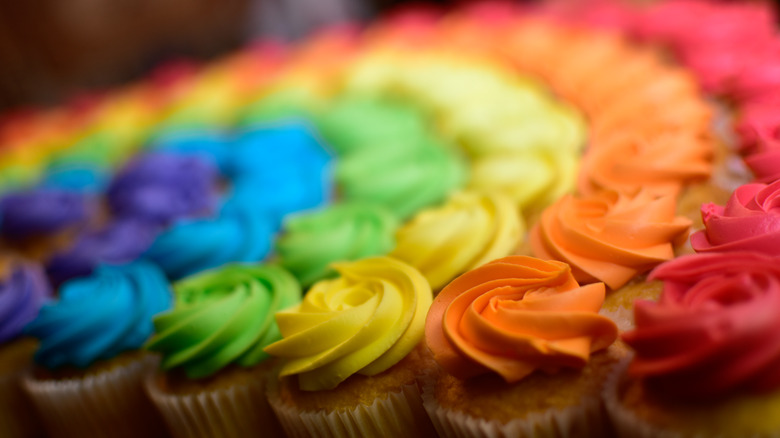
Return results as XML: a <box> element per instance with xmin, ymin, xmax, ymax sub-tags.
<box><xmin>0</xmin><ymin>260</ymin><xmax>51</xmax><ymax>344</ymax></box>
<box><xmin>265</xmin><ymin>256</ymin><xmax>432</xmax><ymax>390</ymax></box>
<box><xmin>391</xmin><ymin>190</ymin><xmax>523</xmax><ymax>290</ymax></box>
<box><xmin>426</xmin><ymin>255</ymin><xmax>618</xmax><ymax>382</ymax></box>
<box><xmin>276</xmin><ymin>202</ymin><xmax>398</xmax><ymax>287</ymax></box>
<box><xmin>623</xmin><ymin>252</ymin><xmax>780</xmax><ymax>399</ymax></box>
<box><xmin>691</xmin><ymin>180</ymin><xmax>780</xmax><ymax>255</ymax></box>
<box><xmin>146</xmin><ymin>263</ymin><xmax>301</xmax><ymax>378</ymax></box>
<box><xmin>25</xmin><ymin>261</ymin><xmax>172</xmax><ymax>369</ymax></box>
<box><xmin>0</xmin><ymin>189</ymin><xmax>92</xmax><ymax>240</ymax></box>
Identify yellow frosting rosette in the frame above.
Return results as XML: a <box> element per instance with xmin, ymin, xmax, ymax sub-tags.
<box><xmin>391</xmin><ymin>190</ymin><xmax>523</xmax><ymax>291</ymax></box>
<box><xmin>264</xmin><ymin>256</ymin><xmax>432</xmax><ymax>391</ymax></box>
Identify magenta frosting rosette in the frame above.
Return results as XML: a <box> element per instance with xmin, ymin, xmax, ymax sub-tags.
<box><xmin>691</xmin><ymin>180</ymin><xmax>780</xmax><ymax>255</ymax></box>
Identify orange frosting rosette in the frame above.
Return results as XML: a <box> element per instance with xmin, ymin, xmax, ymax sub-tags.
<box><xmin>530</xmin><ymin>190</ymin><xmax>691</xmax><ymax>289</ymax></box>
<box><xmin>426</xmin><ymin>256</ymin><xmax>618</xmax><ymax>383</ymax></box>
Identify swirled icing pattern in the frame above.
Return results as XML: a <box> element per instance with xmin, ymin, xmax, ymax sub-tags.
<box><xmin>264</xmin><ymin>256</ymin><xmax>432</xmax><ymax>391</ymax></box>
<box><xmin>0</xmin><ymin>261</ymin><xmax>51</xmax><ymax>344</ymax></box>
<box><xmin>336</xmin><ymin>136</ymin><xmax>467</xmax><ymax>219</ymax></box>
<box><xmin>691</xmin><ymin>180</ymin><xmax>780</xmax><ymax>255</ymax></box>
<box><xmin>623</xmin><ymin>252</ymin><xmax>780</xmax><ymax>398</ymax></box>
<box><xmin>25</xmin><ymin>261</ymin><xmax>172</xmax><ymax>369</ymax></box>
<box><xmin>146</xmin><ymin>264</ymin><xmax>301</xmax><ymax>378</ymax></box>
<box><xmin>46</xmin><ymin>219</ymin><xmax>160</xmax><ymax>287</ymax></box>
<box><xmin>426</xmin><ymin>256</ymin><xmax>617</xmax><ymax>382</ymax></box>
<box><xmin>144</xmin><ymin>202</ymin><xmax>275</xmax><ymax>280</ymax></box>
<box><xmin>392</xmin><ymin>190</ymin><xmax>523</xmax><ymax>290</ymax></box>
<box><xmin>0</xmin><ymin>189</ymin><xmax>91</xmax><ymax>239</ymax></box>
<box><xmin>531</xmin><ymin>190</ymin><xmax>691</xmax><ymax>289</ymax></box>
<box><xmin>578</xmin><ymin>131</ymin><xmax>712</xmax><ymax>196</ymax></box>
<box><xmin>107</xmin><ymin>153</ymin><xmax>218</xmax><ymax>224</ymax></box>
<box><xmin>277</xmin><ymin>202</ymin><xmax>398</xmax><ymax>287</ymax></box>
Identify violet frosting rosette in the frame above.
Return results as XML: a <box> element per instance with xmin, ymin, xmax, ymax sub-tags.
<box><xmin>691</xmin><ymin>180</ymin><xmax>780</xmax><ymax>255</ymax></box>
<box><xmin>0</xmin><ymin>189</ymin><xmax>91</xmax><ymax>240</ymax></box>
<box><xmin>107</xmin><ymin>152</ymin><xmax>219</xmax><ymax>225</ymax></box>
<box><xmin>46</xmin><ymin>219</ymin><xmax>160</xmax><ymax>287</ymax></box>
<box><xmin>0</xmin><ymin>262</ymin><xmax>51</xmax><ymax>344</ymax></box>
<box><xmin>623</xmin><ymin>252</ymin><xmax>780</xmax><ymax>399</ymax></box>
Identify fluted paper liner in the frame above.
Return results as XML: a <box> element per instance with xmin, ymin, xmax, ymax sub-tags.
<box><xmin>266</xmin><ymin>377</ymin><xmax>435</xmax><ymax>438</ymax></box>
<box><xmin>421</xmin><ymin>377</ymin><xmax>608</xmax><ymax>438</ymax></box>
<box><xmin>0</xmin><ymin>368</ymin><xmax>42</xmax><ymax>438</ymax></box>
<box><xmin>22</xmin><ymin>354</ymin><xmax>166</xmax><ymax>438</ymax></box>
<box><xmin>144</xmin><ymin>370</ymin><xmax>282</xmax><ymax>438</ymax></box>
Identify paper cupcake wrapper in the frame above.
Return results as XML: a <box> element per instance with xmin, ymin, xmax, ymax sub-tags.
<box><xmin>0</xmin><ymin>368</ymin><xmax>42</xmax><ymax>438</ymax></box>
<box><xmin>144</xmin><ymin>370</ymin><xmax>281</xmax><ymax>438</ymax></box>
<box><xmin>267</xmin><ymin>377</ymin><xmax>435</xmax><ymax>438</ymax></box>
<box><xmin>421</xmin><ymin>376</ymin><xmax>609</xmax><ymax>438</ymax></box>
<box><xmin>22</xmin><ymin>354</ymin><xmax>166</xmax><ymax>438</ymax></box>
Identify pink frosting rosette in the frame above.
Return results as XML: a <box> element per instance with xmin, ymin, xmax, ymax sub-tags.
<box><xmin>623</xmin><ymin>252</ymin><xmax>780</xmax><ymax>399</ymax></box>
<box><xmin>691</xmin><ymin>180</ymin><xmax>780</xmax><ymax>255</ymax></box>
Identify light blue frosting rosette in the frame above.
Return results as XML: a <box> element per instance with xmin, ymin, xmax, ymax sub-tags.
<box><xmin>25</xmin><ymin>261</ymin><xmax>172</xmax><ymax>369</ymax></box>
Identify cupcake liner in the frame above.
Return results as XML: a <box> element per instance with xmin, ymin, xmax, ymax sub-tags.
<box><xmin>0</xmin><ymin>369</ymin><xmax>42</xmax><ymax>438</ymax></box>
<box><xmin>144</xmin><ymin>370</ymin><xmax>282</xmax><ymax>438</ymax></box>
<box><xmin>267</xmin><ymin>377</ymin><xmax>435</xmax><ymax>438</ymax></box>
<box><xmin>21</xmin><ymin>353</ymin><xmax>166</xmax><ymax>438</ymax></box>
<box><xmin>421</xmin><ymin>377</ymin><xmax>609</xmax><ymax>438</ymax></box>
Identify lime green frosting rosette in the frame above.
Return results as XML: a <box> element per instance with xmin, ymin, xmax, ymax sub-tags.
<box><xmin>264</xmin><ymin>256</ymin><xmax>432</xmax><ymax>391</ymax></box>
<box><xmin>276</xmin><ymin>202</ymin><xmax>399</xmax><ymax>287</ymax></box>
<box><xmin>145</xmin><ymin>264</ymin><xmax>302</xmax><ymax>378</ymax></box>
<box><xmin>336</xmin><ymin>135</ymin><xmax>468</xmax><ymax>219</ymax></box>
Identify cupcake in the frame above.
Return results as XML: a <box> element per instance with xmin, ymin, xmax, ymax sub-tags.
<box><xmin>424</xmin><ymin>255</ymin><xmax>620</xmax><ymax>437</ymax></box>
<box><xmin>144</xmin><ymin>263</ymin><xmax>301</xmax><ymax>438</ymax></box>
<box><xmin>391</xmin><ymin>190</ymin><xmax>523</xmax><ymax>291</ymax></box>
<box><xmin>264</xmin><ymin>256</ymin><xmax>436</xmax><ymax>437</ymax></box>
<box><xmin>22</xmin><ymin>261</ymin><xmax>172</xmax><ymax>438</ymax></box>
<box><xmin>0</xmin><ymin>258</ymin><xmax>51</xmax><ymax>438</ymax></box>
<box><xmin>607</xmin><ymin>252</ymin><xmax>780</xmax><ymax>437</ymax></box>
<box><xmin>276</xmin><ymin>202</ymin><xmax>399</xmax><ymax>287</ymax></box>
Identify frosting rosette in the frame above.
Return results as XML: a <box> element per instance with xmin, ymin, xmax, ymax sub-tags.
<box><xmin>25</xmin><ymin>261</ymin><xmax>172</xmax><ymax>369</ymax></box>
<box><xmin>391</xmin><ymin>190</ymin><xmax>523</xmax><ymax>290</ymax></box>
<box><xmin>264</xmin><ymin>256</ymin><xmax>432</xmax><ymax>391</ymax></box>
<box><xmin>691</xmin><ymin>180</ymin><xmax>780</xmax><ymax>255</ymax></box>
<box><xmin>578</xmin><ymin>131</ymin><xmax>712</xmax><ymax>196</ymax></box>
<box><xmin>276</xmin><ymin>202</ymin><xmax>398</xmax><ymax>287</ymax></box>
<box><xmin>0</xmin><ymin>261</ymin><xmax>51</xmax><ymax>344</ymax></box>
<box><xmin>531</xmin><ymin>189</ymin><xmax>691</xmax><ymax>289</ymax></box>
<box><xmin>107</xmin><ymin>152</ymin><xmax>218</xmax><ymax>224</ymax></box>
<box><xmin>146</xmin><ymin>264</ymin><xmax>301</xmax><ymax>378</ymax></box>
<box><xmin>426</xmin><ymin>256</ymin><xmax>618</xmax><ymax>382</ymax></box>
<box><xmin>623</xmin><ymin>252</ymin><xmax>780</xmax><ymax>398</ymax></box>
<box><xmin>0</xmin><ymin>189</ymin><xmax>91</xmax><ymax>239</ymax></box>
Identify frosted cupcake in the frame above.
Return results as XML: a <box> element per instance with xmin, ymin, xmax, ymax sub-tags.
<box><xmin>144</xmin><ymin>263</ymin><xmax>301</xmax><ymax>438</ymax></box>
<box><xmin>0</xmin><ymin>258</ymin><xmax>51</xmax><ymax>438</ymax></box>
<box><xmin>264</xmin><ymin>256</ymin><xmax>436</xmax><ymax>437</ymax></box>
<box><xmin>22</xmin><ymin>261</ymin><xmax>171</xmax><ymax>438</ymax></box>
<box><xmin>424</xmin><ymin>255</ymin><xmax>620</xmax><ymax>437</ymax></box>
<box><xmin>608</xmin><ymin>252</ymin><xmax>780</xmax><ymax>437</ymax></box>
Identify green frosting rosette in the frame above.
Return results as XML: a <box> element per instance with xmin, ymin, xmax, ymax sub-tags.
<box><xmin>276</xmin><ymin>202</ymin><xmax>399</xmax><ymax>287</ymax></box>
<box><xmin>145</xmin><ymin>264</ymin><xmax>302</xmax><ymax>378</ymax></box>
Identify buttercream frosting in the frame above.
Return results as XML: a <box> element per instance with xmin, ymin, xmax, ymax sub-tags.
<box><xmin>0</xmin><ymin>189</ymin><xmax>91</xmax><ymax>239</ymax></box>
<box><xmin>146</xmin><ymin>263</ymin><xmax>301</xmax><ymax>378</ymax></box>
<box><xmin>264</xmin><ymin>256</ymin><xmax>431</xmax><ymax>391</ymax></box>
<box><xmin>531</xmin><ymin>189</ymin><xmax>691</xmax><ymax>289</ymax></box>
<box><xmin>426</xmin><ymin>255</ymin><xmax>617</xmax><ymax>382</ymax></box>
<box><xmin>392</xmin><ymin>190</ymin><xmax>523</xmax><ymax>290</ymax></box>
<box><xmin>0</xmin><ymin>261</ymin><xmax>51</xmax><ymax>344</ymax></box>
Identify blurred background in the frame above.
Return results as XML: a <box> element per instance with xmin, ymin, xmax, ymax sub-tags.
<box><xmin>0</xmin><ymin>0</ymin><xmax>462</xmax><ymax>111</ymax></box>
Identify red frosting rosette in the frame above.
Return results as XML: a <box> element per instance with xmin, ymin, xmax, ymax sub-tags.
<box><xmin>426</xmin><ymin>256</ymin><xmax>618</xmax><ymax>382</ymax></box>
<box><xmin>691</xmin><ymin>180</ymin><xmax>780</xmax><ymax>255</ymax></box>
<box><xmin>623</xmin><ymin>252</ymin><xmax>780</xmax><ymax>399</ymax></box>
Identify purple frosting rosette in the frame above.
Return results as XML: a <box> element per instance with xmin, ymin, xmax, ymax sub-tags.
<box><xmin>0</xmin><ymin>189</ymin><xmax>91</xmax><ymax>240</ymax></box>
<box><xmin>107</xmin><ymin>153</ymin><xmax>218</xmax><ymax>225</ymax></box>
<box><xmin>45</xmin><ymin>219</ymin><xmax>160</xmax><ymax>287</ymax></box>
<box><xmin>0</xmin><ymin>262</ymin><xmax>52</xmax><ymax>344</ymax></box>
